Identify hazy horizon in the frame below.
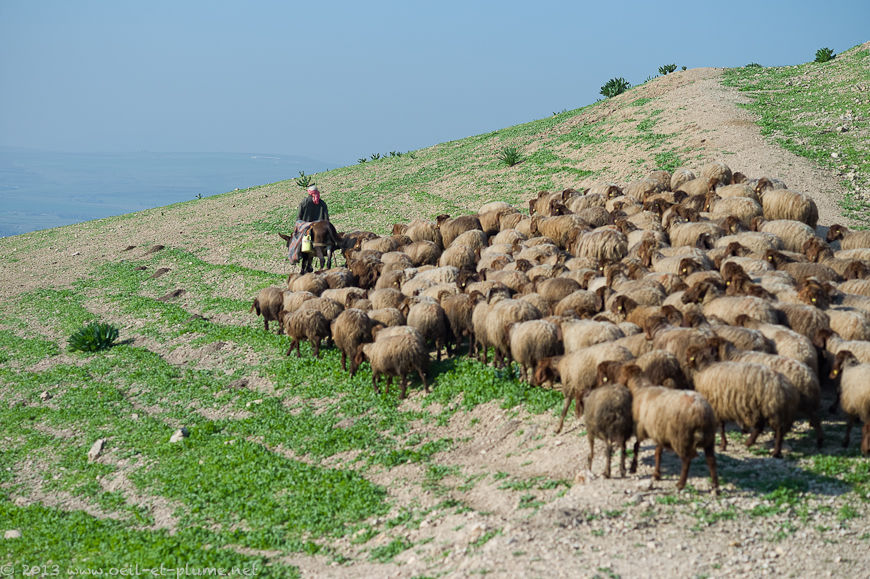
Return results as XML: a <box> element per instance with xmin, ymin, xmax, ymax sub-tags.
<box><xmin>1</xmin><ymin>1</ymin><xmax>867</xmax><ymax>167</ymax></box>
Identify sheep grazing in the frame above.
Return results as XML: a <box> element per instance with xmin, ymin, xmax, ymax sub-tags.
<box><xmin>829</xmin><ymin>350</ymin><xmax>870</xmax><ymax>455</ymax></box>
<box><xmin>507</xmin><ymin>319</ymin><xmax>563</xmax><ymax>383</ymax></box>
<box><xmin>406</xmin><ymin>300</ymin><xmax>450</xmax><ymax>360</ymax></box>
<box><xmin>437</xmin><ymin>214</ymin><xmax>483</xmax><ymax>248</ymax></box>
<box><xmin>485</xmin><ymin>298</ymin><xmax>543</xmax><ymax>367</ymax></box>
<box><xmin>572</xmin><ymin>228</ymin><xmax>628</xmax><ymax>264</ymax></box>
<box><xmin>583</xmin><ymin>380</ymin><xmax>633</xmax><ymax>478</ymax></box>
<box><xmin>759</xmin><ymin>188</ymin><xmax>819</xmax><ymax>228</ymax></box>
<box><xmin>251</xmin><ymin>287</ymin><xmax>285</xmax><ymax>333</ymax></box>
<box><xmin>355</xmin><ymin>326</ymin><xmax>429</xmax><ymax>399</ymax></box>
<box><xmin>689</xmin><ymin>348</ymin><xmax>799</xmax><ymax>458</ymax></box>
<box><xmin>283</xmin><ymin>308</ymin><xmax>330</xmax><ymax>359</ymax></box>
<box><xmin>617</xmin><ymin>363</ymin><xmax>718</xmax><ymax>492</ymax></box>
<box><xmin>331</xmin><ymin>308</ymin><xmax>376</xmax><ymax>375</ymax></box>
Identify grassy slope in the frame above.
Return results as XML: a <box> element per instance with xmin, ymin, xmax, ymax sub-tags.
<box><xmin>722</xmin><ymin>41</ymin><xmax>870</xmax><ymax>222</ymax></box>
<box><xmin>1</xmin><ymin>45</ymin><xmax>869</xmax><ymax>573</ymax></box>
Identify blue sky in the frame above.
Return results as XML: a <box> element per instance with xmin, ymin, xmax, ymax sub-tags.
<box><xmin>1</xmin><ymin>0</ymin><xmax>867</xmax><ymax>167</ymax></box>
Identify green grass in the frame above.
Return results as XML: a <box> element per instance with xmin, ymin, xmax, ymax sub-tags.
<box><xmin>722</xmin><ymin>42</ymin><xmax>870</xmax><ymax>222</ymax></box>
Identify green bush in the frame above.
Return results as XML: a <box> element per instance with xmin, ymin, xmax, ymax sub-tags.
<box><xmin>600</xmin><ymin>77</ymin><xmax>631</xmax><ymax>98</ymax></box>
<box><xmin>745</xmin><ymin>62</ymin><xmax>762</xmax><ymax>68</ymax></box>
<box><xmin>497</xmin><ymin>146</ymin><xmax>523</xmax><ymax>167</ymax></box>
<box><xmin>68</xmin><ymin>322</ymin><xmax>119</xmax><ymax>353</ymax></box>
<box><xmin>815</xmin><ymin>47</ymin><xmax>836</xmax><ymax>63</ymax></box>
<box><xmin>295</xmin><ymin>171</ymin><xmax>315</xmax><ymax>189</ymax></box>
<box><xmin>658</xmin><ymin>64</ymin><xmax>677</xmax><ymax>75</ymax></box>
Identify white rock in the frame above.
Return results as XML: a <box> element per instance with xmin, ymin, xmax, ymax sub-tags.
<box><xmin>87</xmin><ymin>438</ymin><xmax>106</xmax><ymax>462</ymax></box>
<box><xmin>4</xmin><ymin>530</ymin><xmax>21</xmax><ymax>539</ymax></box>
<box><xmin>169</xmin><ymin>428</ymin><xmax>190</xmax><ymax>443</ymax></box>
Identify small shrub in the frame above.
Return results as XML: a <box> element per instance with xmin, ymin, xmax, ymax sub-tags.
<box><xmin>357</xmin><ymin>158</ymin><xmax>367</xmax><ymax>164</ymax></box>
<box><xmin>745</xmin><ymin>62</ymin><xmax>762</xmax><ymax>68</ymax></box>
<box><xmin>295</xmin><ymin>171</ymin><xmax>315</xmax><ymax>189</ymax></box>
<box><xmin>68</xmin><ymin>322</ymin><xmax>119</xmax><ymax>353</ymax></box>
<box><xmin>370</xmin><ymin>153</ymin><xmax>381</xmax><ymax>160</ymax></box>
<box><xmin>600</xmin><ymin>77</ymin><xmax>631</xmax><ymax>98</ymax></box>
<box><xmin>497</xmin><ymin>146</ymin><xmax>523</xmax><ymax>167</ymax></box>
<box><xmin>658</xmin><ymin>63</ymin><xmax>677</xmax><ymax>75</ymax></box>
<box><xmin>815</xmin><ymin>47</ymin><xmax>836</xmax><ymax>63</ymax></box>
<box><xmin>681</xmin><ymin>65</ymin><xmax>687</xmax><ymax>71</ymax></box>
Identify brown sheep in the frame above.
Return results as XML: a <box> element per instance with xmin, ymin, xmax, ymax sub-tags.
<box><xmin>368</xmin><ymin>307</ymin><xmax>406</xmax><ymax>328</ymax></box>
<box><xmin>404</xmin><ymin>240</ymin><xmax>442</xmax><ymax>266</ymax></box>
<box><xmin>437</xmin><ymin>214</ymin><xmax>484</xmax><ymax>248</ymax></box>
<box><xmin>283</xmin><ymin>308</ymin><xmax>330</xmax><ymax>359</ymax></box>
<box><xmin>759</xmin><ymin>188</ymin><xmax>819</xmax><ymax>228</ymax></box>
<box><xmin>507</xmin><ymin>319</ymin><xmax>563</xmax><ymax>382</ymax></box>
<box><xmin>583</xmin><ymin>381</ymin><xmax>634</xmax><ymax>479</ymax></box>
<box><xmin>573</xmin><ymin>228</ymin><xmax>628</xmax><ymax>264</ymax></box>
<box><xmin>355</xmin><ymin>326</ymin><xmax>429</xmax><ymax>399</ymax></box>
<box><xmin>407</xmin><ymin>300</ymin><xmax>451</xmax><ymax>360</ymax></box>
<box><xmin>689</xmin><ymin>349</ymin><xmax>799</xmax><ymax>458</ymax></box>
<box><xmin>827</xmin><ymin>224</ymin><xmax>870</xmax><ymax>250</ymax></box>
<box><xmin>250</xmin><ymin>287</ymin><xmax>285</xmax><ymax>333</ymax></box>
<box><xmin>829</xmin><ymin>350</ymin><xmax>870</xmax><ymax>454</ymax></box>
<box><xmin>331</xmin><ymin>308</ymin><xmax>376</xmax><ymax>375</ymax></box>
<box><xmin>616</xmin><ymin>363</ymin><xmax>718</xmax><ymax>492</ymax></box>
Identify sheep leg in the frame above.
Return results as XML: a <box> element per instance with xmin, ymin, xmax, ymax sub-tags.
<box><xmin>416</xmin><ymin>366</ymin><xmax>429</xmax><ymax>392</ymax></box>
<box><xmin>676</xmin><ymin>455</ymin><xmax>691</xmax><ymax>491</ymax></box>
<box><xmin>340</xmin><ymin>351</ymin><xmax>347</xmax><ymax>372</ymax></box>
<box><xmin>618</xmin><ymin>438</ymin><xmax>627</xmax><ymax>478</ymax></box>
<box><xmin>467</xmin><ymin>333</ymin><xmax>475</xmax><ymax>358</ymax></box>
<box><xmin>843</xmin><ymin>415</ymin><xmax>854</xmax><ymax>449</ymax></box>
<box><xmin>746</xmin><ymin>425</ymin><xmax>762</xmax><ymax>448</ymax></box>
<box><xmin>630</xmin><ymin>439</ymin><xmax>641</xmax><ymax>473</ymax></box>
<box><xmin>603</xmin><ymin>441</ymin><xmax>612</xmax><ymax>479</ymax></box>
<box><xmin>587</xmin><ymin>435</ymin><xmax>595</xmax><ymax>472</ymax></box>
<box><xmin>555</xmin><ymin>397</ymin><xmax>571</xmax><ymax>434</ymax></box>
<box><xmin>771</xmin><ymin>426</ymin><xmax>784</xmax><ymax>458</ymax></box>
<box><xmin>264</xmin><ymin>319</ymin><xmax>270</xmax><ymax>332</ymax></box>
<box><xmin>704</xmin><ymin>445</ymin><xmax>719</xmax><ymax>493</ymax></box>
<box><xmin>372</xmin><ymin>372</ymin><xmax>381</xmax><ymax>394</ymax></box>
<box><xmin>828</xmin><ymin>386</ymin><xmax>840</xmax><ymax>414</ymax></box>
<box><xmin>810</xmin><ymin>413</ymin><xmax>823</xmax><ymax>449</ymax></box>
<box><xmin>653</xmin><ymin>444</ymin><xmax>663</xmax><ymax>480</ymax></box>
<box><xmin>719</xmin><ymin>422</ymin><xmax>728</xmax><ymax>451</ymax></box>
<box><xmin>312</xmin><ymin>338</ymin><xmax>321</xmax><ymax>359</ymax></box>
<box><xmin>286</xmin><ymin>340</ymin><xmax>299</xmax><ymax>357</ymax></box>
<box><xmin>399</xmin><ymin>375</ymin><xmax>408</xmax><ymax>399</ymax></box>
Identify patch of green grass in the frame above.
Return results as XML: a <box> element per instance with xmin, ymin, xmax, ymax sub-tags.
<box><xmin>369</xmin><ymin>537</ymin><xmax>413</xmax><ymax>563</ymax></box>
<box><xmin>654</xmin><ymin>151</ymin><xmax>684</xmax><ymax>172</ymax></box>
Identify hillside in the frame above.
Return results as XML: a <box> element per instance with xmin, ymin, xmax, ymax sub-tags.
<box><xmin>1</xmin><ymin>44</ymin><xmax>868</xmax><ymax>577</ymax></box>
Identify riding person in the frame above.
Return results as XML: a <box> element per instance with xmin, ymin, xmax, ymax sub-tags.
<box><xmin>298</xmin><ymin>185</ymin><xmax>329</xmax><ymax>222</ymax></box>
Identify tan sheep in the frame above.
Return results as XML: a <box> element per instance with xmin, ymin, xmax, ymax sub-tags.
<box><xmin>583</xmin><ymin>382</ymin><xmax>634</xmax><ymax>478</ymax></box>
<box><xmin>507</xmin><ymin>319</ymin><xmax>563</xmax><ymax>382</ymax></box>
<box><xmin>829</xmin><ymin>350</ymin><xmax>870</xmax><ymax>454</ymax></box>
<box><xmin>250</xmin><ymin>286</ymin><xmax>285</xmax><ymax>333</ymax></box>
<box><xmin>283</xmin><ymin>308</ymin><xmax>330</xmax><ymax>359</ymax></box>
<box><xmin>355</xmin><ymin>326</ymin><xmax>429</xmax><ymax>399</ymax></box>
<box><xmin>331</xmin><ymin>308</ymin><xmax>376</xmax><ymax>375</ymax></box>
<box><xmin>759</xmin><ymin>188</ymin><xmax>819</xmax><ymax>228</ymax></box>
<box><xmin>826</xmin><ymin>224</ymin><xmax>870</xmax><ymax>250</ymax></box>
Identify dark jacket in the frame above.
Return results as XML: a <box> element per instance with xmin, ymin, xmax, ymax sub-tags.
<box><xmin>297</xmin><ymin>196</ymin><xmax>329</xmax><ymax>222</ymax></box>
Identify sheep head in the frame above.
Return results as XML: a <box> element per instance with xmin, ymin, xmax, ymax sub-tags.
<box><xmin>531</xmin><ymin>356</ymin><xmax>560</xmax><ymax>387</ymax></box>
<box><xmin>826</xmin><ymin>224</ymin><xmax>847</xmax><ymax>242</ymax></box>
<box><xmin>596</xmin><ymin>360</ymin><xmax>622</xmax><ymax>387</ymax></box>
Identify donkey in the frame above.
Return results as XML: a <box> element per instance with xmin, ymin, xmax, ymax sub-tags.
<box><xmin>280</xmin><ymin>220</ymin><xmax>343</xmax><ymax>273</ymax></box>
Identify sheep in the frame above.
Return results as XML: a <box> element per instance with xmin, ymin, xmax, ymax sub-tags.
<box><xmin>668</xmin><ymin>221</ymin><xmax>725</xmax><ymax>248</ymax></box>
<box><xmin>289</xmin><ymin>272</ymin><xmax>327</xmax><ymax>295</ymax></box>
<box><xmin>776</xmin><ymin>303</ymin><xmax>831</xmax><ymax>342</ymax></box>
<box><xmin>677</xmin><ymin>176</ymin><xmax>718</xmax><ymax>197</ymax></box>
<box><xmin>561</xmin><ymin>319</ymin><xmax>625</xmax><ymax>353</ymax></box>
<box><xmin>616</xmin><ymin>363</ymin><xmax>718</xmax><ymax>492</ymax></box>
<box><xmin>346</xmin><ymin>252</ymin><xmax>383</xmax><ymax>290</ymax></box>
<box><xmin>407</xmin><ymin>300</ymin><xmax>450</xmax><ymax>360</ymax></box>
<box><xmin>485</xmin><ymin>298</ymin><xmax>543</xmax><ymax>367</ymax></box>
<box><xmin>491</xmin><ymin>228</ymin><xmax>527</xmax><ymax>246</ymax></box>
<box><xmin>368</xmin><ymin>307</ymin><xmax>406</xmax><ymax>328</ymax></box>
<box><xmin>534</xmin><ymin>342</ymin><xmax>634</xmax><ymax>433</ymax></box>
<box><xmin>826</xmin><ymin>307</ymin><xmax>870</xmax><ymax>341</ymax></box>
<box><xmin>355</xmin><ymin>326</ymin><xmax>429</xmax><ymax>399</ymax></box>
<box><xmin>583</xmin><ymin>381</ymin><xmax>634</xmax><ymax>478</ymax></box>
<box><xmin>282</xmin><ymin>290</ymin><xmax>316</xmax><ymax>315</ymax></box>
<box><xmin>321</xmin><ymin>287</ymin><xmax>367</xmax><ymax>308</ymax></box>
<box><xmin>451</xmin><ymin>229</ymin><xmax>488</xmax><ymax>253</ymax></box>
<box><xmin>283</xmin><ymin>308</ymin><xmax>330</xmax><ymax>359</ymax></box>
<box><xmin>508</xmin><ymin>319</ymin><xmax>564</xmax><ymax>382</ymax></box>
<box><xmin>380</xmin><ymin>251</ymin><xmax>415</xmax><ymax>272</ymax></box>
<box><xmin>369</xmin><ymin>287</ymin><xmax>407</xmax><ymax>311</ymax></box>
<box><xmin>572</xmin><ymin>228</ymin><xmax>628</xmax><ymax>264</ymax></box>
<box><xmin>438</xmin><ymin>243</ymin><xmax>477</xmax><ymax>270</ymax></box>
<box><xmin>827</xmin><ymin>223</ymin><xmax>870</xmax><ymax>250</ymax></box>
<box><xmin>715</xmin><ymin>232</ymin><xmax>783</xmax><ymax>255</ymax></box>
<box><xmin>405</xmin><ymin>220</ymin><xmax>443</xmax><ymax>247</ymax></box>
<box><xmin>829</xmin><ymin>350</ymin><xmax>870</xmax><ymax>454</ymax></box>
<box><xmin>478</xmin><ymin>202</ymin><xmax>517</xmax><ymax>235</ymax></box>
<box><xmin>716</xmin><ymin>183</ymin><xmax>760</xmax><ymax>202</ymax></box>
<box><xmin>553</xmin><ymin>289</ymin><xmax>602</xmax><ymax>318</ymax></box>
<box><xmin>361</xmin><ymin>236</ymin><xmax>400</xmax><ymax>253</ymax></box>
<box><xmin>689</xmin><ymin>350</ymin><xmax>799</xmax><ymax>457</ymax></box>
<box><xmin>634</xmin><ymin>349</ymin><xmax>690</xmax><ymax>390</ymax></box>
<box><xmin>707</xmin><ymin>195</ymin><xmax>763</xmax><ymax>228</ymax></box>
<box><xmin>699</xmin><ymin>161</ymin><xmax>733</xmax><ymax>187</ymax></box>
<box><xmin>644</xmin><ymin>314</ymin><xmax>715</xmax><ymax>380</ymax></box>
<box><xmin>437</xmin><ymin>214</ymin><xmax>483</xmax><ymax>248</ymax></box>
<box><xmin>485</xmin><ymin>269</ymin><xmax>531</xmax><ymax>294</ymax></box>
<box><xmin>711</xmin><ymin>337</ymin><xmax>822</xmax><ymax>448</ymax></box>
<box><xmin>250</xmin><ymin>287</ymin><xmax>285</xmax><ymax>333</ymax></box>
<box><xmin>331</xmin><ymin>308</ymin><xmax>376</xmax><ymax>375</ymax></box>
<box><xmin>840</xmin><ymin>278</ymin><xmax>870</xmax><ymax>298</ymax></box>
<box><xmin>755</xmin><ymin>219</ymin><xmax>816</xmax><ymax>253</ymax></box>
<box><xmin>702</xmin><ymin>295</ymin><xmax>780</xmax><ymax>325</ymax></box>
<box><xmin>759</xmin><ymin>188</ymin><xmax>819</xmax><ymax>228</ymax></box>
<box><xmin>297</xmin><ymin>296</ymin><xmax>344</xmax><ymax>325</ymax></box>
<box><xmin>321</xmin><ymin>267</ymin><xmax>356</xmax><ymax>289</ymax></box>
<box><xmin>670</xmin><ymin>167</ymin><xmax>696</xmax><ymax>191</ymax></box>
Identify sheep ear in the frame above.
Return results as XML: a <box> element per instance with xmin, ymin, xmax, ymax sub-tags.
<box><xmin>279</xmin><ymin>233</ymin><xmax>292</xmax><ymax>242</ymax></box>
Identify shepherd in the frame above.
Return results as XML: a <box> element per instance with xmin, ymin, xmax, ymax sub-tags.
<box><xmin>282</xmin><ymin>185</ymin><xmax>341</xmax><ymax>273</ymax></box>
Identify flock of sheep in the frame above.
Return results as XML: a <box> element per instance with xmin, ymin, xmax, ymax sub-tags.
<box><xmin>251</xmin><ymin>161</ymin><xmax>870</xmax><ymax>492</ymax></box>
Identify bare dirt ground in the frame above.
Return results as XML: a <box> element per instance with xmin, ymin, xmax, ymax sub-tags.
<box><xmin>2</xmin><ymin>68</ymin><xmax>867</xmax><ymax>577</ymax></box>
